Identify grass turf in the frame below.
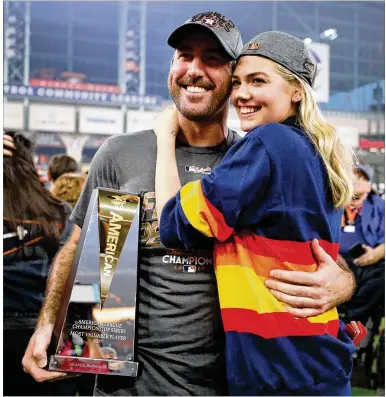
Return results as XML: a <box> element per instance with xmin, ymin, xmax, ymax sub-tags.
<box><xmin>352</xmin><ymin>387</ymin><xmax>377</xmax><ymax>396</ymax></box>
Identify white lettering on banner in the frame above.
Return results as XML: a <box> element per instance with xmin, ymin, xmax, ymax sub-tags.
<box><xmin>54</xmin><ymin>89</ymin><xmax>64</xmax><ymax>98</ymax></box>
<box><xmin>162</xmin><ymin>255</ymin><xmax>212</xmax><ymax>266</ymax></box>
<box><xmin>64</xmin><ymin>90</ymin><xmax>74</xmax><ymax>99</ymax></box>
<box><xmin>4</xmin><ymin>84</ymin><xmax>161</xmax><ymax>107</ymax></box>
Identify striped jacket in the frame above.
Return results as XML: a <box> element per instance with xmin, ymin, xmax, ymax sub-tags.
<box><xmin>160</xmin><ymin>117</ymin><xmax>355</xmax><ymax>394</ymax></box>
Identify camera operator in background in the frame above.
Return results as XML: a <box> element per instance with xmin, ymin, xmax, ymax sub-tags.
<box><xmin>338</xmin><ymin>164</ymin><xmax>385</xmax><ymax>325</ymax></box>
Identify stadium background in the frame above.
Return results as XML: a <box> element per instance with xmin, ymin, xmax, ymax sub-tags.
<box><xmin>3</xmin><ymin>1</ymin><xmax>385</xmax><ymax>192</ymax></box>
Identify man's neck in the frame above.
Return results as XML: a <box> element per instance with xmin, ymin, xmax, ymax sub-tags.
<box><xmin>177</xmin><ymin>109</ymin><xmax>229</xmax><ymax>147</ymax></box>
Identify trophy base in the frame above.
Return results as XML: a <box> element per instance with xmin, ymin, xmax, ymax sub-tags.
<box><xmin>49</xmin><ymin>355</ymin><xmax>139</xmax><ymax>377</ymax></box>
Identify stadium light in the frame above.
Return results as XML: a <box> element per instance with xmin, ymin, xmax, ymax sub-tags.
<box><xmin>320</xmin><ymin>28</ymin><xmax>338</xmax><ymax>40</ymax></box>
<box><xmin>303</xmin><ymin>38</ymin><xmax>313</xmax><ymax>44</ymax></box>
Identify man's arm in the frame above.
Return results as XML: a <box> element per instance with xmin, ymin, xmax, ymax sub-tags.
<box><xmin>22</xmin><ymin>226</ymin><xmax>81</xmax><ymax>382</ymax></box>
<box><xmin>37</xmin><ymin>225</ymin><xmax>81</xmax><ymax>327</ymax></box>
<box><xmin>265</xmin><ymin>239</ymin><xmax>356</xmax><ymax>318</ymax></box>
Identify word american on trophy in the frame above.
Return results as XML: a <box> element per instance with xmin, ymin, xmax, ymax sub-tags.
<box><xmin>49</xmin><ymin>188</ymin><xmax>141</xmax><ymax>376</ymax></box>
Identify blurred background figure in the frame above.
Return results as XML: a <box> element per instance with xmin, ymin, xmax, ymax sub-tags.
<box><xmin>338</xmin><ymin>163</ymin><xmax>384</xmax><ymax>326</ymax></box>
<box><xmin>47</xmin><ymin>154</ymin><xmax>78</xmax><ymax>188</ymax></box>
<box><xmin>338</xmin><ymin>163</ymin><xmax>385</xmax><ymax>392</ymax></box>
<box><xmin>50</xmin><ymin>172</ymin><xmax>86</xmax><ymax>207</ymax></box>
<box><xmin>3</xmin><ymin>131</ymin><xmax>76</xmax><ymax>396</ymax></box>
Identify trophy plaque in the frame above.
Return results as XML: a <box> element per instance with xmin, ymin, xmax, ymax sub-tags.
<box><xmin>49</xmin><ymin>188</ymin><xmax>141</xmax><ymax>376</ymax></box>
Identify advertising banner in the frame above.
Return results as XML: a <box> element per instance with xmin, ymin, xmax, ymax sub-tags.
<box><xmin>29</xmin><ymin>103</ymin><xmax>76</xmax><ymax>133</ymax></box>
<box><xmin>79</xmin><ymin>107</ymin><xmax>124</xmax><ymax>135</ymax></box>
<box><xmin>4</xmin><ymin>101</ymin><xmax>24</xmax><ymax>130</ymax></box>
<box><xmin>30</xmin><ymin>79</ymin><xmax>121</xmax><ymax>93</ymax></box>
<box><xmin>126</xmin><ymin>110</ymin><xmax>160</xmax><ymax>134</ymax></box>
<box><xmin>4</xmin><ymin>84</ymin><xmax>162</xmax><ymax>107</ymax></box>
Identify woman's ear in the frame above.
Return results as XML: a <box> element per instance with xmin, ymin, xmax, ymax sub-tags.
<box><xmin>292</xmin><ymin>89</ymin><xmax>302</xmax><ymax>103</ymax></box>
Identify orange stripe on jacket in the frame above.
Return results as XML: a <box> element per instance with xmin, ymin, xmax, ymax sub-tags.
<box><xmin>180</xmin><ymin>181</ymin><xmax>233</xmax><ymax>241</ymax></box>
<box><xmin>216</xmin><ymin>230</ymin><xmax>339</xmax><ymax>265</ymax></box>
<box><xmin>215</xmin><ymin>241</ymin><xmax>318</xmax><ymax>278</ymax></box>
<box><xmin>222</xmin><ymin>308</ymin><xmax>339</xmax><ymax>339</ymax></box>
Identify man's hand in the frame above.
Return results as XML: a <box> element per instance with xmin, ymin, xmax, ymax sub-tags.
<box><xmin>3</xmin><ymin>134</ymin><xmax>16</xmax><ymax>157</ymax></box>
<box><xmin>264</xmin><ymin>239</ymin><xmax>356</xmax><ymax>318</ymax></box>
<box><xmin>22</xmin><ymin>323</ymin><xmax>67</xmax><ymax>382</ymax></box>
<box><xmin>353</xmin><ymin>244</ymin><xmax>380</xmax><ymax>267</ymax></box>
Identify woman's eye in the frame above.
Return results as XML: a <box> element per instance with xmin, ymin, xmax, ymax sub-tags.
<box><xmin>231</xmin><ymin>80</ymin><xmax>240</xmax><ymax>87</ymax></box>
<box><xmin>252</xmin><ymin>78</ymin><xmax>265</xmax><ymax>84</ymax></box>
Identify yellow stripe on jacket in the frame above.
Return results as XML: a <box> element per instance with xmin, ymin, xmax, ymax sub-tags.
<box><xmin>216</xmin><ymin>265</ymin><xmax>338</xmax><ymax>324</ymax></box>
<box><xmin>180</xmin><ymin>181</ymin><xmax>233</xmax><ymax>241</ymax></box>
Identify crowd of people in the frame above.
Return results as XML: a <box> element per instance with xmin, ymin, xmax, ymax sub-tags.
<box><xmin>3</xmin><ymin>10</ymin><xmax>384</xmax><ymax>397</ymax></box>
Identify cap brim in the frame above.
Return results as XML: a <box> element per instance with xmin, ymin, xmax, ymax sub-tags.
<box><xmin>355</xmin><ymin>165</ymin><xmax>372</xmax><ymax>181</ymax></box>
<box><xmin>167</xmin><ymin>23</ymin><xmax>236</xmax><ymax>59</ymax></box>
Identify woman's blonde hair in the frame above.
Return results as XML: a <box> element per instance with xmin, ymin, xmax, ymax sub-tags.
<box><xmin>275</xmin><ymin>64</ymin><xmax>355</xmax><ymax>208</ymax></box>
<box><xmin>50</xmin><ymin>172</ymin><xmax>86</xmax><ymax>207</ymax></box>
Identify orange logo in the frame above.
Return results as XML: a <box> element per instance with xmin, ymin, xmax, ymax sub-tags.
<box><xmin>248</xmin><ymin>43</ymin><xmax>260</xmax><ymax>50</ymax></box>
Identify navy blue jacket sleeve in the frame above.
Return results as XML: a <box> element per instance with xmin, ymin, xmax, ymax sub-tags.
<box><xmin>160</xmin><ymin>134</ymin><xmax>271</xmax><ymax>249</ymax></box>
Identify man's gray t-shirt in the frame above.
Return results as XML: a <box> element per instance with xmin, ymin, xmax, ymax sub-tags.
<box><xmin>70</xmin><ymin>129</ymin><xmax>240</xmax><ymax>396</ymax></box>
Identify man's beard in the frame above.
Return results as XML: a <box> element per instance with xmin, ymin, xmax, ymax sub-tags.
<box><xmin>168</xmin><ymin>76</ymin><xmax>232</xmax><ymax>121</ymax></box>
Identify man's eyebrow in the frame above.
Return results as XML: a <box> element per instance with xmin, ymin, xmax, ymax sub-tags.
<box><xmin>176</xmin><ymin>45</ymin><xmax>193</xmax><ymax>52</ymax></box>
<box><xmin>206</xmin><ymin>48</ymin><xmax>225</xmax><ymax>54</ymax></box>
<box><xmin>232</xmin><ymin>71</ymin><xmax>270</xmax><ymax>79</ymax></box>
<box><xmin>176</xmin><ymin>46</ymin><xmax>225</xmax><ymax>55</ymax></box>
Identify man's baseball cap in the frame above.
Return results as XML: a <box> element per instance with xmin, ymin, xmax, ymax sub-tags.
<box><xmin>355</xmin><ymin>163</ymin><xmax>374</xmax><ymax>183</ymax></box>
<box><xmin>239</xmin><ymin>31</ymin><xmax>317</xmax><ymax>86</ymax></box>
<box><xmin>167</xmin><ymin>12</ymin><xmax>243</xmax><ymax>60</ymax></box>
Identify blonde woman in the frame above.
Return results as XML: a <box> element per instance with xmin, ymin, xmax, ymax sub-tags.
<box><xmin>50</xmin><ymin>172</ymin><xmax>86</xmax><ymax>208</ymax></box>
<box><xmin>155</xmin><ymin>31</ymin><xmax>356</xmax><ymax>395</ymax></box>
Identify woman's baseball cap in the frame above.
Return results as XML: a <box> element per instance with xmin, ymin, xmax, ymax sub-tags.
<box><xmin>239</xmin><ymin>31</ymin><xmax>317</xmax><ymax>86</ymax></box>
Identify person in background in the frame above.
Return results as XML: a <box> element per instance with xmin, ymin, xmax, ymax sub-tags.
<box><xmin>48</xmin><ymin>154</ymin><xmax>78</xmax><ymax>183</ymax></box>
<box><xmin>3</xmin><ymin>131</ymin><xmax>75</xmax><ymax>396</ymax></box>
<box><xmin>3</xmin><ymin>135</ymin><xmax>78</xmax><ymax>187</ymax></box>
<box><xmin>50</xmin><ymin>172</ymin><xmax>86</xmax><ymax>207</ymax></box>
<box><xmin>338</xmin><ymin>163</ymin><xmax>385</xmax><ymax>325</ymax></box>
<box><xmin>46</xmin><ymin>154</ymin><xmax>78</xmax><ymax>188</ymax></box>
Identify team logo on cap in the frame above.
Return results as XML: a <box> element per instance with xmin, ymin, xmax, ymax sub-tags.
<box><xmin>304</xmin><ymin>61</ymin><xmax>315</xmax><ymax>74</ymax></box>
<box><xmin>201</xmin><ymin>15</ymin><xmax>219</xmax><ymax>28</ymax></box>
<box><xmin>191</xmin><ymin>12</ymin><xmax>235</xmax><ymax>32</ymax></box>
<box><xmin>248</xmin><ymin>42</ymin><xmax>260</xmax><ymax>50</ymax></box>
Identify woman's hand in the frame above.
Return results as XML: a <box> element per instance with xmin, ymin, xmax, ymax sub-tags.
<box><xmin>154</xmin><ymin>106</ymin><xmax>180</xmax><ymax>141</ymax></box>
<box><xmin>3</xmin><ymin>134</ymin><xmax>16</xmax><ymax>157</ymax></box>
